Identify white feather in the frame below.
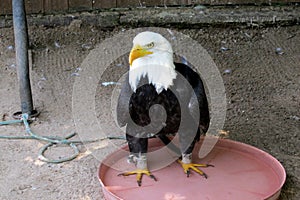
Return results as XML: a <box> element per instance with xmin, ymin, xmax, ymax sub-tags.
<box><xmin>129</xmin><ymin>32</ymin><xmax>177</xmax><ymax>94</ymax></box>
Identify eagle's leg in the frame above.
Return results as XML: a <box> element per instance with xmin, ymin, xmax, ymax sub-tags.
<box><xmin>118</xmin><ymin>154</ymin><xmax>157</xmax><ymax>186</ymax></box>
<box><xmin>177</xmin><ymin>154</ymin><xmax>214</xmax><ymax>178</ymax></box>
<box><xmin>118</xmin><ymin>134</ymin><xmax>157</xmax><ymax>186</ymax></box>
<box><xmin>178</xmin><ymin>128</ymin><xmax>214</xmax><ymax>178</ymax></box>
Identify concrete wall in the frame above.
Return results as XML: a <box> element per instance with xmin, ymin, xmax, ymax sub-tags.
<box><xmin>0</xmin><ymin>0</ymin><xmax>298</xmax><ymax>15</ymax></box>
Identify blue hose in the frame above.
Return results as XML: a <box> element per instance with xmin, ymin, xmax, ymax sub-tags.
<box><xmin>0</xmin><ymin>113</ymin><xmax>125</xmax><ymax>163</ymax></box>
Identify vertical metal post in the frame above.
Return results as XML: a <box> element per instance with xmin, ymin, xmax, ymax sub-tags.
<box><xmin>12</xmin><ymin>0</ymin><xmax>34</xmax><ymax>115</ymax></box>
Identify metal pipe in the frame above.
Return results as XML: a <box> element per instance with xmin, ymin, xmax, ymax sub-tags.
<box><xmin>12</xmin><ymin>0</ymin><xmax>34</xmax><ymax>115</ymax></box>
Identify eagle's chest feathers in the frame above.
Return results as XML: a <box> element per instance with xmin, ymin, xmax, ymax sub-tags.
<box><xmin>129</xmin><ymin>55</ymin><xmax>177</xmax><ymax>94</ymax></box>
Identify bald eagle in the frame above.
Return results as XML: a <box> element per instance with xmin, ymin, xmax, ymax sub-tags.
<box><xmin>117</xmin><ymin>31</ymin><xmax>211</xmax><ymax>186</ymax></box>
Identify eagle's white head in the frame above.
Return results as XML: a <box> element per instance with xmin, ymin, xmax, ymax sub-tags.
<box><xmin>129</xmin><ymin>31</ymin><xmax>177</xmax><ymax>94</ymax></box>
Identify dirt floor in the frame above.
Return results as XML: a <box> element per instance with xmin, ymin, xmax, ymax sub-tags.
<box><xmin>0</xmin><ymin>21</ymin><xmax>299</xmax><ymax>200</ymax></box>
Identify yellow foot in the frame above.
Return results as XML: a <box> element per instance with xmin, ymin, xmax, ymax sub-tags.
<box><xmin>118</xmin><ymin>169</ymin><xmax>157</xmax><ymax>186</ymax></box>
<box><xmin>177</xmin><ymin>160</ymin><xmax>214</xmax><ymax>178</ymax></box>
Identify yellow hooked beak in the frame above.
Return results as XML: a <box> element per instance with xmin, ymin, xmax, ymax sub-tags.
<box><xmin>129</xmin><ymin>44</ymin><xmax>153</xmax><ymax>66</ymax></box>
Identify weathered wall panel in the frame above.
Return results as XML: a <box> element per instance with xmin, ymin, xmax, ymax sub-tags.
<box><xmin>164</xmin><ymin>0</ymin><xmax>190</xmax><ymax>6</ymax></box>
<box><xmin>25</xmin><ymin>0</ymin><xmax>43</xmax><ymax>13</ymax></box>
<box><xmin>44</xmin><ymin>0</ymin><xmax>69</xmax><ymax>13</ymax></box>
<box><xmin>117</xmin><ymin>0</ymin><xmax>156</xmax><ymax>7</ymax></box>
<box><xmin>0</xmin><ymin>0</ymin><xmax>12</xmax><ymax>15</ymax></box>
<box><xmin>69</xmin><ymin>0</ymin><xmax>92</xmax><ymax>11</ymax></box>
<box><xmin>93</xmin><ymin>0</ymin><xmax>117</xmax><ymax>9</ymax></box>
<box><xmin>0</xmin><ymin>0</ymin><xmax>299</xmax><ymax>15</ymax></box>
<box><xmin>193</xmin><ymin>0</ymin><xmax>297</xmax><ymax>5</ymax></box>
<box><xmin>117</xmin><ymin>0</ymin><xmax>190</xmax><ymax>7</ymax></box>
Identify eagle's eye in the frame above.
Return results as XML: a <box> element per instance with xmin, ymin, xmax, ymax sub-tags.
<box><xmin>145</xmin><ymin>42</ymin><xmax>154</xmax><ymax>48</ymax></box>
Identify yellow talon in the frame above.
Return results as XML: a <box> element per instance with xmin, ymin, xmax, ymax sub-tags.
<box><xmin>177</xmin><ymin>160</ymin><xmax>214</xmax><ymax>178</ymax></box>
<box><xmin>118</xmin><ymin>169</ymin><xmax>157</xmax><ymax>186</ymax></box>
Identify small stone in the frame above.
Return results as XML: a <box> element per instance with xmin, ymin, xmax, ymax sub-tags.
<box><xmin>290</xmin><ymin>115</ymin><xmax>300</xmax><ymax>121</ymax></box>
<box><xmin>224</xmin><ymin>69</ymin><xmax>232</xmax><ymax>74</ymax></box>
<box><xmin>101</xmin><ymin>82</ymin><xmax>121</xmax><ymax>86</ymax></box>
<box><xmin>81</xmin><ymin>43</ymin><xmax>93</xmax><ymax>50</ymax></box>
<box><xmin>7</xmin><ymin>45</ymin><xmax>14</xmax><ymax>51</ymax></box>
<box><xmin>54</xmin><ymin>41</ymin><xmax>61</xmax><ymax>48</ymax></box>
<box><xmin>220</xmin><ymin>46</ymin><xmax>230</xmax><ymax>52</ymax></box>
<box><xmin>275</xmin><ymin>47</ymin><xmax>284</xmax><ymax>55</ymax></box>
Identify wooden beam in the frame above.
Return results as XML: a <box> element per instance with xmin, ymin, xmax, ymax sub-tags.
<box><xmin>93</xmin><ymin>0</ymin><xmax>117</xmax><ymax>9</ymax></box>
<box><xmin>69</xmin><ymin>0</ymin><xmax>92</xmax><ymax>11</ymax></box>
<box><xmin>0</xmin><ymin>0</ymin><xmax>12</xmax><ymax>15</ymax></box>
<box><xmin>44</xmin><ymin>0</ymin><xmax>68</xmax><ymax>13</ymax></box>
<box><xmin>25</xmin><ymin>0</ymin><xmax>43</xmax><ymax>14</ymax></box>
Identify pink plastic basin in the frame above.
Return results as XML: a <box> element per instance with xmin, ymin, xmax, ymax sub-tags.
<box><xmin>98</xmin><ymin>138</ymin><xmax>286</xmax><ymax>200</ymax></box>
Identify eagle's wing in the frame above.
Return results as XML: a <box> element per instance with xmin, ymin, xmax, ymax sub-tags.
<box><xmin>175</xmin><ymin>62</ymin><xmax>210</xmax><ymax>134</ymax></box>
<box><xmin>117</xmin><ymin>73</ymin><xmax>132</xmax><ymax>127</ymax></box>
<box><xmin>189</xmin><ymin>76</ymin><xmax>210</xmax><ymax>133</ymax></box>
